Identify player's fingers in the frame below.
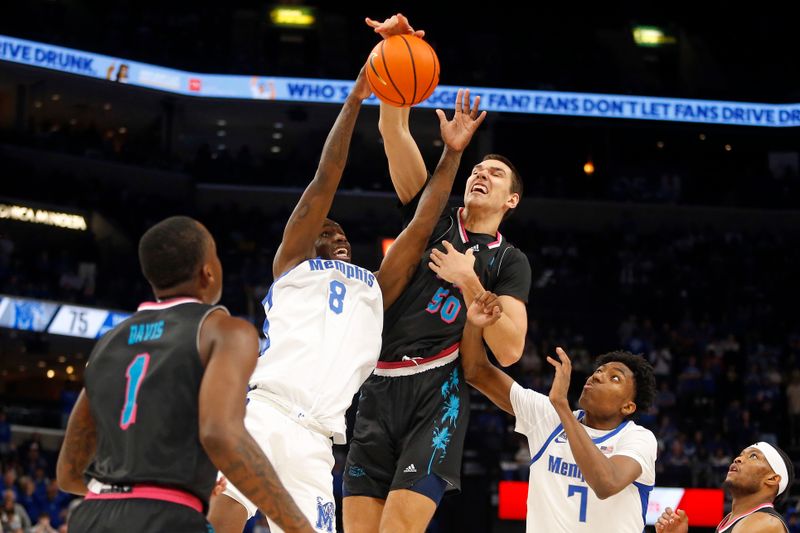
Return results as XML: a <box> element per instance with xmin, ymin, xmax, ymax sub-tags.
<box><xmin>556</xmin><ymin>346</ymin><xmax>571</xmax><ymax>364</ymax></box>
<box><xmin>435</xmin><ymin>109</ymin><xmax>447</xmax><ymax>125</ymax></box>
<box><xmin>454</xmin><ymin>89</ymin><xmax>464</xmax><ymax>114</ymax></box>
<box><xmin>473</xmin><ymin>110</ymin><xmax>488</xmax><ymax>128</ymax></box>
<box><xmin>676</xmin><ymin>509</ymin><xmax>686</xmax><ymax>519</ymax></box>
<box><xmin>430</xmin><ymin>248</ymin><xmax>445</xmax><ymax>260</ymax></box>
<box><xmin>470</xmin><ymin>94</ymin><xmax>481</xmax><ymax>117</ymax></box>
<box><xmin>365</xmin><ymin>17</ymin><xmax>380</xmax><ymax>28</ymax></box>
<box><xmin>442</xmin><ymin>240</ymin><xmax>455</xmax><ymax>252</ymax></box>
<box><xmin>428</xmin><ymin>261</ymin><xmax>440</xmax><ymax>273</ymax></box>
<box><xmin>462</xmin><ymin>89</ymin><xmax>471</xmax><ymax>115</ymax></box>
<box><xmin>546</xmin><ymin>356</ymin><xmax>559</xmax><ymax>368</ymax></box>
<box><xmin>415</xmin><ymin>30</ymin><xmax>426</xmax><ymax>38</ymax></box>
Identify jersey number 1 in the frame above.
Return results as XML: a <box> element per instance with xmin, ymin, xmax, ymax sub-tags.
<box><xmin>329</xmin><ymin>280</ymin><xmax>347</xmax><ymax>315</ymax></box>
<box><xmin>120</xmin><ymin>353</ymin><xmax>151</xmax><ymax>430</ymax></box>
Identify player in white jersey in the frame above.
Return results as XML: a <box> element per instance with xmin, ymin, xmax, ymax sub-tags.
<box><xmin>459</xmin><ymin>292</ymin><xmax>658</xmax><ymax>533</ymax></box>
<box><xmin>656</xmin><ymin>442</ymin><xmax>793</xmax><ymax>533</ymax></box>
<box><xmin>207</xmin><ymin>67</ymin><xmax>487</xmax><ymax>533</ymax></box>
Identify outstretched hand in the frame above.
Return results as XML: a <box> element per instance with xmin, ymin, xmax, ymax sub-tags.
<box><xmin>547</xmin><ymin>347</ymin><xmax>573</xmax><ymax>409</ymax></box>
<box><xmin>435</xmin><ymin>89</ymin><xmax>487</xmax><ymax>153</ymax></box>
<box><xmin>466</xmin><ymin>291</ymin><xmax>503</xmax><ymax>328</ymax></box>
<box><xmin>654</xmin><ymin>507</ymin><xmax>688</xmax><ymax>533</ymax></box>
<box><xmin>366</xmin><ymin>13</ymin><xmax>425</xmax><ymax>39</ymax></box>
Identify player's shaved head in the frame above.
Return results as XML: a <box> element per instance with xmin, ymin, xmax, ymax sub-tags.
<box><xmin>139</xmin><ymin>216</ymin><xmax>211</xmax><ymax>290</ymax></box>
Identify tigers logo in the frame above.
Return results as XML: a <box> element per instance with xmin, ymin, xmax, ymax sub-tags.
<box><xmin>315</xmin><ymin>497</ymin><xmax>335</xmax><ymax>533</ymax></box>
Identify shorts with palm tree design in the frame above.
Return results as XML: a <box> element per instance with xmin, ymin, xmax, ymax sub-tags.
<box><xmin>343</xmin><ymin>360</ymin><xmax>470</xmax><ymax>500</ymax></box>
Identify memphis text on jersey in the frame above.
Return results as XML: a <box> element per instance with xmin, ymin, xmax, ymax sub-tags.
<box><xmin>309</xmin><ymin>259</ymin><xmax>375</xmax><ymax>287</ymax></box>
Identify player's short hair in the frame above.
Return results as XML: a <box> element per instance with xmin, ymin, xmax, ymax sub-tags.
<box><xmin>774</xmin><ymin>444</ymin><xmax>795</xmax><ymax>505</ymax></box>
<box><xmin>482</xmin><ymin>154</ymin><xmax>522</xmax><ymax>220</ymax></box>
<box><xmin>596</xmin><ymin>351</ymin><xmax>656</xmax><ymax>413</ymax></box>
<box><xmin>138</xmin><ymin>216</ymin><xmax>208</xmax><ymax>290</ymax></box>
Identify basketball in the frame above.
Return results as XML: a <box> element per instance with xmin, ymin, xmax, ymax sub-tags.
<box><xmin>366</xmin><ymin>34</ymin><xmax>440</xmax><ymax>107</ymax></box>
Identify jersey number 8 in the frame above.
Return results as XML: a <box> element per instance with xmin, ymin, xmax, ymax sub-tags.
<box><xmin>329</xmin><ymin>280</ymin><xmax>347</xmax><ymax>314</ymax></box>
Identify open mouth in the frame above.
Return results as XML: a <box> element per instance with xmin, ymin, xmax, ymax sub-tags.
<box><xmin>470</xmin><ymin>183</ymin><xmax>488</xmax><ymax>195</ymax></box>
<box><xmin>333</xmin><ymin>247</ymin><xmax>350</xmax><ymax>259</ymax></box>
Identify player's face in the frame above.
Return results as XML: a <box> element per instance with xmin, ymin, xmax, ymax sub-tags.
<box><xmin>315</xmin><ymin>220</ymin><xmax>351</xmax><ymax>263</ymax></box>
<box><xmin>463</xmin><ymin>160</ymin><xmax>518</xmax><ymax>215</ymax></box>
<box><xmin>578</xmin><ymin>361</ymin><xmax>636</xmax><ymax>419</ymax></box>
<box><xmin>724</xmin><ymin>447</ymin><xmax>777</xmax><ymax>494</ymax></box>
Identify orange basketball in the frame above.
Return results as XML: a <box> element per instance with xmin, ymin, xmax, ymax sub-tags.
<box><xmin>366</xmin><ymin>35</ymin><xmax>440</xmax><ymax>107</ymax></box>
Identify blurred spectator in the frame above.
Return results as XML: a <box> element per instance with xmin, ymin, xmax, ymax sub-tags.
<box><xmin>30</xmin><ymin>513</ymin><xmax>57</xmax><ymax>533</ymax></box>
<box><xmin>1</xmin><ymin>489</ymin><xmax>31</xmax><ymax>533</ymax></box>
<box><xmin>788</xmin><ymin>371</ymin><xmax>800</xmax><ymax>447</ymax></box>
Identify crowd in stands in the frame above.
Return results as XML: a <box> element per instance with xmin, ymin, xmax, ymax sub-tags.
<box><xmin>2</xmin><ymin>135</ymin><xmax>800</xmax><ymax>531</ymax></box>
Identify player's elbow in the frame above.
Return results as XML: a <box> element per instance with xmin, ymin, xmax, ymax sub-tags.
<box><xmin>462</xmin><ymin>361</ymin><xmax>481</xmax><ymax>385</ymax></box>
<box><xmin>495</xmin><ymin>345</ymin><xmax>523</xmax><ymax>368</ymax></box>
<box><xmin>55</xmin><ymin>464</ymin><xmax>86</xmax><ymax>496</ymax></box>
<box><xmin>590</xmin><ymin>481</ymin><xmax>623</xmax><ymax>500</ymax></box>
<box><xmin>199</xmin><ymin>421</ymin><xmax>239</xmax><ymax>460</ymax></box>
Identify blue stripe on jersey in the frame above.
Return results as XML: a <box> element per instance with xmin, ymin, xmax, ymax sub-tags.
<box><xmin>260</xmin><ymin>287</ymin><xmax>273</xmax><ymax>354</ymax></box>
<box><xmin>260</xmin><ymin>261</ymin><xmax>305</xmax><ymax>356</ymax></box>
<box><xmin>530</xmin><ymin>412</ymin><xmax>630</xmax><ymax>465</ymax></box>
<box><xmin>530</xmin><ymin>423</ymin><xmax>564</xmax><ymax>466</ymax></box>
<box><xmin>591</xmin><ymin>420</ymin><xmax>631</xmax><ymax>444</ymax></box>
<box><xmin>632</xmin><ymin>481</ymin><xmax>653</xmax><ymax>530</ymax></box>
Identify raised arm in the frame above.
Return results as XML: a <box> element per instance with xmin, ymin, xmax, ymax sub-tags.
<box><xmin>198</xmin><ymin>312</ymin><xmax>312</xmax><ymax>533</ymax></box>
<box><xmin>367</xmin><ymin>13</ymin><xmax>429</xmax><ymax>204</ymax></box>
<box><xmin>547</xmin><ymin>348</ymin><xmax>643</xmax><ymax>500</ymax></box>
<box><xmin>379</xmin><ymin>104</ymin><xmax>428</xmax><ymax>204</ymax></box>
<box><xmin>56</xmin><ymin>389</ymin><xmax>97</xmax><ymax>495</ymax></box>
<box><xmin>461</xmin><ymin>292</ymin><xmax>516</xmax><ymax>414</ymax></box>
<box><xmin>272</xmin><ymin>70</ymin><xmax>371</xmax><ymax>277</ymax></box>
<box><xmin>376</xmin><ymin>89</ymin><xmax>486</xmax><ymax>308</ymax></box>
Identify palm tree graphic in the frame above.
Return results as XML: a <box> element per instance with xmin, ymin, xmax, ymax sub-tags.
<box><xmin>428</xmin><ymin>426</ymin><xmax>452</xmax><ymax>473</ymax></box>
<box><xmin>440</xmin><ymin>368</ymin><xmax>460</xmax><ymax>397</ymax></box>
<box><xmin>441</xmin><ymin>394</ymin><xmax>460</xmax><ymax>426</ymax></box>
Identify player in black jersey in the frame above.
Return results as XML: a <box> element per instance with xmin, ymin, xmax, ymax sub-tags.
<box><xmin>656</xmin><ymin>442</ymin><xmax>794</xmax><ymax>533</ymax></box>
<box><xmin>56</xmin><ymin>216</ymin><xmax>313</xmax><ymax>533</ymax></box>
<box><xmin>343</xmin><ymin>14</ymin><xmax>532</xmax><ymax>533</ymax></box>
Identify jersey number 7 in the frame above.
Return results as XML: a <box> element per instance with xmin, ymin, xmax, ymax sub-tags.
<box><xmin>568</xmin><ymin>484</ymin><xmax>588</xmax><ymax>523</ymax></box>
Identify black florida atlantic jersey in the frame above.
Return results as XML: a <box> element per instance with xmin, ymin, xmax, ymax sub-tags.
<box><xmin>83</xmin><ymin>298</ymin><xmax>225</xmax><ymax>508</ymax></box>
<box><xmin>380</xmin><ymin>202</ymin><xmax>532</xmax><ymax>362</ymax></box>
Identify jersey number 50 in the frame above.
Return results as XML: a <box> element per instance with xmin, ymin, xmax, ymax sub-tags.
<box><xmin>426</xmin><ymin>287</ymin><xmax>462</xmax><ymax>324</ymax></box>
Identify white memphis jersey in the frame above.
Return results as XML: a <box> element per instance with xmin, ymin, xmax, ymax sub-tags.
<box><xmin>250</xmin><ymin>258</ymin><xmax>383</xmax><ymax>444</ymax></box>
<box><xmin>510</xmin><ymin>382</ymin><xmax>657</xmax><ymax>533</ymax></box>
